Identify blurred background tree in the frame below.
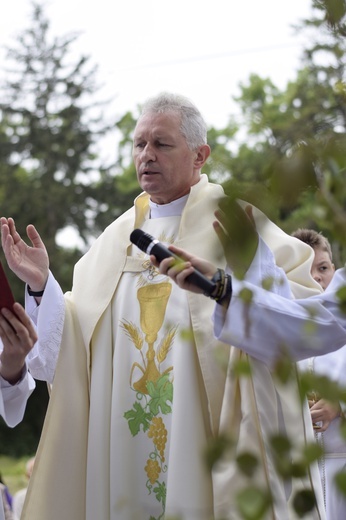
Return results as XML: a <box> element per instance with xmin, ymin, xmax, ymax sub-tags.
<box><xmin>217</xmin><ymin>0</ymin><xmax>346</xmax><ymax>265</ymax></box>
<box><xmin>0</xmin><ymin>1</ymin><xmax>136</xmax><ymax>454</ymax></box>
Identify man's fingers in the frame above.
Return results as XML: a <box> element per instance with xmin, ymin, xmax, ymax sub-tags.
<box><xmin>1</xmin><ymin>305</ymin><xmax>37</xmax><ymax>343</ymax></box>
<box><xmin>27</xmin><ymin>224</ymin><xmax>46</xmax><ymax>250</ymax></box>
<box><xmin>150</xmin><ymin>245</ymin><xmax>193</xmax><ymax>270</ymax></box>
<box><xmin>7</xmin><ymin>218</ymin><xmax>22</xmax><ymax>244</ymax></box>
<box><xmin>167</xmin><ymin>245</ymin><xmax>193</xmax><ymax>262</ymax></box>
<box><xmin>0</xmin><ymin>222</ymin><xmax>11</xmax><ymax>250</ymax></box>
<box><xmin>12</xmin><ymin>303</ymin><xmax>33</xmax><ymax>328</ymax></box>
<box><xmin>157</xmin><ymin>256</ymin><xmax>190</xmax><ymax>277</ymax></box>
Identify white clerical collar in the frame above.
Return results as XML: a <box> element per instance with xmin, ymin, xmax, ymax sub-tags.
<box><xmin>149</xmin><ymin>194</ymin><xmax>189</xmax><ymax>218</ymax></box>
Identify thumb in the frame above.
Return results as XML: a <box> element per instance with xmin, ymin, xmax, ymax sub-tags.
<box><xmin>26</xmin><ymin>225</ymin><xmax>46</xmax><ymax>250</ymax></box>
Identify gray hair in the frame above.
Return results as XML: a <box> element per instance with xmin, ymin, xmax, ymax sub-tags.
<box><xmin>139</xmin><ymin>92</ymin><xmax>208</xmax><ymax>150</ymax></box>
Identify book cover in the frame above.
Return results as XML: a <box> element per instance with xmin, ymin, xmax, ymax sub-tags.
<box><xmin>0</xmin><ymin>261</ymin><xmax>15</xmax><ymax>310</ymax></box>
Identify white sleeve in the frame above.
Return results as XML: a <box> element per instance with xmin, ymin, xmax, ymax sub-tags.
<box><xmin>213</xmin><ymin>236</ymin><xmax>291</xmax><ymax>349</ymax></box>
<box><xmin>0</xmin><ymin>367</ymin><xmax>35</xmax><ymax>428</ymax></box>
<box><xmin>25</xmin><ymin>271</ymin><xmax>65</xmax><ymax>384</ymax></box>
<box><xmin>213</xmin><ymin>240</ymin><xmax>346</xmax><ymax>365</ymax></box>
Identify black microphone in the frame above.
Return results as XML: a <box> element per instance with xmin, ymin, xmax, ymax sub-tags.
<box><xmin>130</xmin><ymin>228</ymin><xmax>217</xmax><ymax>296</ymax></box>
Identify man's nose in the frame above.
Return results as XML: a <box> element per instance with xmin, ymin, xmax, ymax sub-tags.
<box><xmin>141</xmin><ymin>143</ymin><xmax>156</xmax><ymax>162</ymax></box>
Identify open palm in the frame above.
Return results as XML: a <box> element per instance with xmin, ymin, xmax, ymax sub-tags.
<box><xmin>1</xmin><ymin>217</ymin><xmax>49</xmax><ymax>290</ymax></box>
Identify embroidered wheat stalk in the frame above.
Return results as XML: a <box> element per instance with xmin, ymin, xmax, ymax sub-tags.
<box><xmin>157</xmin><ymin>326</ymin><xmax>178</xmax><ymax>363</ymax></box>
<box><xmin>121</xmin><ymin>320</ymin><xmax>144</xmax><ymax>350</ymax></box>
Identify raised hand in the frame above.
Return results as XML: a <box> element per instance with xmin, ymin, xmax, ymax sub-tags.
<box><xmin>213</xmin><ymin>198</ymin><xmax>259</xmax><ymax>279</ymax></box>
<box><xmin>1</xmin><ymin>217</ymin><xmax>49</xmax><ymax>291</ymax></box>
<box><xmin>0</xmin><ymin>303</ymin><xmax>38</xmax><ymax>384</ymax></box>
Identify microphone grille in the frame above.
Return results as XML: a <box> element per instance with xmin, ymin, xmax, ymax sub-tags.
<box><xmin>130</xmin><ymin>229</ymin><xmax>153</xmax><ymax>253</ymax></box>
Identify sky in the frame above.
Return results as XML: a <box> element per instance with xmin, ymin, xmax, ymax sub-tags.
<box><xmin>1</xmin><ymin>0</ymin><xmax>313</xmax><ymax>133</ymax></box>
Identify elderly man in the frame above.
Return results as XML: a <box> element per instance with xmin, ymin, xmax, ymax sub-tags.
<box><xmin>1</xmin><ymin>93</ymin><xmax>326</xmax><ymax>520</ymax></box>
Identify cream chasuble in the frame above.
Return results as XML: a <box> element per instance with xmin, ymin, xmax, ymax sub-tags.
<box><xmin>22</xmin><ymin>175</ymin><xmax>325</xmax><ymax>520</ymax></box>
<box><xmin>88</xmin><ymin>215</ymin><xmax>214</xmax><ymax>519</ymax></box>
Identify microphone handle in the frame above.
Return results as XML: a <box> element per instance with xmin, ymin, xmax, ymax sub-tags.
<box><xmin>150</xmin><ymin>243</ymin><xmax>216</xmax><ymax>296</ymax></box>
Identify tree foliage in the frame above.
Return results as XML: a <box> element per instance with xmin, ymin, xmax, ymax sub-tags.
<box><xmin>0</xmin><ymin>2</ymin><xmax>118</xmax><ymax>291</ymax></box>
<box><xmin>0</xmin><ymin>1</ymin><xmax>120</xmax><ymax>454</ymax></box>
<box><xmin>213</xmin><ymin>0</ymin><xmax>346</xmax><ymax>270</ymax></box>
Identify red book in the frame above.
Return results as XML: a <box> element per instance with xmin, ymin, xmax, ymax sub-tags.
<box><xmin>0</xmin><ymin>261</ymin><xmax>15</xmax><ymax>310</ymax></box>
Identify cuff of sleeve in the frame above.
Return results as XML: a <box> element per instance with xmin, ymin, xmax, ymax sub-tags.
<box><xmin>0</xmin><ymin>364</ymin><xmax>28</xmax><ymax>387</ymax></box>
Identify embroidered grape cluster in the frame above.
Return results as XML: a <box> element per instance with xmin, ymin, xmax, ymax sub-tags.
<box><xmin>145</xmin><ymin>459</ymin><xmax>161</xmax><ymax>485</ymax></box>
<box><xmin>148</xmin><ymin>416</ymin><xmax>167</xmax><ymax>462</ymax></box>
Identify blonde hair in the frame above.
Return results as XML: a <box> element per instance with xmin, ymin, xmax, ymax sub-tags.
<box><xmin>291</xmin><ymin>228</ymin><xmax>332</xmax><ymax>260</ymax></box>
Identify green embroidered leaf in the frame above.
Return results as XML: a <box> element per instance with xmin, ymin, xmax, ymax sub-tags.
<box><xmin>146</xmin><ymin>375</ymin><xmax>173</xmax><ymax>415</ymax></box>
<box><xmin>124</xmin><ymin>401</ymin><xmax>152</xmax><ymax>436</ymax></box>
<box><xmin>153</xmin><ymin>481</ymin><xmax>166</xmax><ymax>505</ymax></box>
<box><xmin>236</xmin><ymin>486</ymin><xmax>272</xmax><ymax>519</ymax></box>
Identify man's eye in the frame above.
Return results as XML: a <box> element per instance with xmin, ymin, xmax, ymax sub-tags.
<box><xmin>135</xmin><ymin>142</ymin><xmax>145</xmax><ymax>148</ymax></box>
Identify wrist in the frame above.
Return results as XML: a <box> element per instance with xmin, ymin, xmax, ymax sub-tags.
<box><xmin>0</xmin><ymin>363</ymin><xmax>25</xmax><ymax>385</ymax></box>
<box><xmin>27</xmin><ymin>285</ymin><xmax>45</xmax><ymax>297</ymax></box>
<box><xmin>208</xmin><ymin>269</ymin><xmax>233</xmax><ymax>307</ymax></box>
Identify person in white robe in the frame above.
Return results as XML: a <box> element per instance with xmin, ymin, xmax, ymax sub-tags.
<box><xmin>0</xmin><ymin>303</ymin><xmax>38</xmax><ymax>520</ymax></box>
<box><xmin>290</xmin><ymin>229</ymin><xmax>346</xmax><ymax>520</ymax></box>
<box><xmin>1</xmin><ymin>93</ymin><xmax>329</xmax><ymax>520</ymax></box>
<box><xmin>154</xmin><ymin>206</ymin><xmax>346</xmax><ymax>520</ymax></box>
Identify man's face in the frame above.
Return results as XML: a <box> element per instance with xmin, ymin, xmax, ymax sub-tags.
<box><xmin>133</xmin><ymin>111</ymin><xmax>209</xmax><ymax>204</ymax></box>
<box><xmin>311</xmin><ymin>247</ymin><xmax>335</xmax><ymax>290</ymax></box>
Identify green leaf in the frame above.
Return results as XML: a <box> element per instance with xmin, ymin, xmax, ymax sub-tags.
<box><xmin>124</xmin><ymin>401</ymin><xmax>152</xmax><ymax>436</ymax></box>
<box><xmin>153</xmin><ymin>481</ymin><xmax>167</xmax><ymax>505</ymax></box>
<box><xmin>273</xmin><ymin>354</ymin><xmax>295</xmax><ymax>384</ymax></box>
<box><xmin>293</xmin><ymin>489</ymin><xmax>316</xmax><ymax>517</ymax></box>
<box><xmin>339</xmin><ymin>419</ymin><xmax>346</xmax><ymax>440</ymax></box>
<box><xmin>336</xmin><ymin>285</ymin><xmax>346</xmax><ymax>314</ymax></box>
<box><xmin>299</xmin><ymin>371</ymin><xmax>345</xmax><ymax>404</ymax></box>
<box><xmin>270</xmin><ymin>434</ymin><xmax>291</xmax><ymax>456</ymax></box>
<box><xmin>147</xmin><ymin>375</ymin><xmax>173</xmax><ymax>416</ymax></box>
<box><xmin>335</xmin><ymin>469</ymin><xmax>346</xmax><ymax>496</ymax></box>
<box><xmin>236</xmin><ymin>486</ymin><xmax>272</xmax><ymax>520</ymax></box>
<box><xmin>232</xmin><ymin>357</ymin><xmax>252</xmax><ymax>378</ymax></box>
<box><xmin>236</xmin><ymin>452</ymin><xmax>259</xmax><ymax>478</ymax></box>
<box><xmin>290</xmin><ymin>461</ymin><xmax>307</xmax><ymax>478</ymax></box>
<box><xmin>239</xmin><ymin>287</ymin><xmax>254</xmax><ymax>305</ymax></box>
<box><xmin>261</xmin><ymin>276</ymin><xmax>274</xmax><ymax>291</ymax></box>
<box><xmin>204</xmin><ymin>434</ymin><xmax>234</xmax><ymax>471</ymax></box>
<box><xmin>302</xmin><ymin>442</ymin><xmax>324</xmax><ymax>465</ymax></box>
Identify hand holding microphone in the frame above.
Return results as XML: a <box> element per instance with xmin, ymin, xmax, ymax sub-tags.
<box><xmin>130</xmin><ymin>229</ymin><xmax>217</xmax><ymax>296</ymax></box>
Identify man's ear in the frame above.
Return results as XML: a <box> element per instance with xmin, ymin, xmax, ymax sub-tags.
<box><xmin>194</xmin><ymin>144</ymin><xmax>211</xmax><ymax>168</ymax></box>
